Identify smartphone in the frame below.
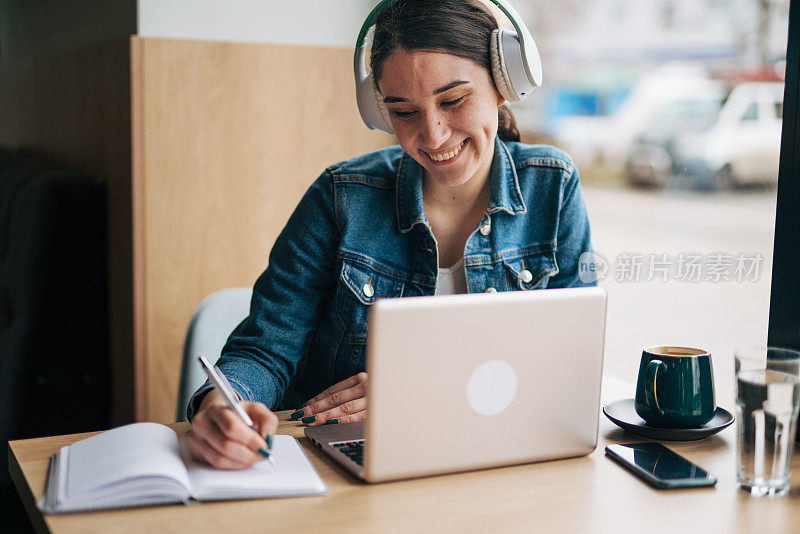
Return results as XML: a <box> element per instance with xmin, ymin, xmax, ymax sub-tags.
<box><xmin>605</xmin><ymin>442</ymin><xmax>717</xmax><ymax>489</ymax></box>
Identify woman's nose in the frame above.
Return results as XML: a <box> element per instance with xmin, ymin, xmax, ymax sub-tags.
<box><xmin>419</xmin><ymin>111</ymin><xmax>450</xmax><ymax>149</ymax></box>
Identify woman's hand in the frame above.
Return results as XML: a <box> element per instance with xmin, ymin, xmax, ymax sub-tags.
<box><xmin>188</xmin><ymin>390</ymin><xmax>279</xmax><ymax>469</ymax></box>
<box><xmin>293</xmin><ymin>372</ymin><xmax>368</xmax><ymax>426</ymax></box>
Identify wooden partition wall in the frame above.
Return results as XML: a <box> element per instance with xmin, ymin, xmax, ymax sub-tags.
<box><xmin>132</xmin><ymin>38</ymin><xmax>394</xmax><ymax>422</ymax></box>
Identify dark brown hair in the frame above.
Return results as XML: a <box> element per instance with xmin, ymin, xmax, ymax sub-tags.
<box><xmin>370</xmin><ymin>0</ymin><xmax>521</xmax><ymax>142</ymax></box>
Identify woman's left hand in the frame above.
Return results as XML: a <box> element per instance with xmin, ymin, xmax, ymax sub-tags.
<box><xmin>293</xmin><ymin>372</ymin><xmax>367</xmax><ymax>426</ymax></box>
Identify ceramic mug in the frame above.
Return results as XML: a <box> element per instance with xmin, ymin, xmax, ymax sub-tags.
<box><xmin>634</xmin><ymin>346</ymin><xmax>716</xmax><ymax>428</ymax></box>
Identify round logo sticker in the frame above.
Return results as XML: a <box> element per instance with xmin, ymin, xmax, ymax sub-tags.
<box><xmin>466</xmin><ymin>360</ymin><xmax>518</xmax><ymax>416</ymax></box>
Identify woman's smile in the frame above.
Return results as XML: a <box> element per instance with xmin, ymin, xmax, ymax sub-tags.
<box><xmin>421</xmin><ymin>139</ymin><xmax>469</xmax><ymax>165</ymax></box>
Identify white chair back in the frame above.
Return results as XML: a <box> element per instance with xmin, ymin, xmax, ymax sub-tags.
<box><xmin>176</xmin><ymin>287</ymin><xmax>252</xmax><ymax>421</ymax></box>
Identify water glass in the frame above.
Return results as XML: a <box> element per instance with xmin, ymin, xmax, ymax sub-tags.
<box><xmin>735</xmin><ymin>347</ymin><xmax>800</xmax><ymax>497</ymax></box>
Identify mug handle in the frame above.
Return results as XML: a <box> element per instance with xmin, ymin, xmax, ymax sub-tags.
<box><xmin>644</xmin><ymin>359</ymin><xmax>666</xmax><ymax>417</ymax></box>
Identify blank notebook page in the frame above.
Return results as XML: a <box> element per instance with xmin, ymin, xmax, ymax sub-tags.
<box><xmin>182</xmin><ymin>435</ymin><xmax>327</xmax><ymax>499</ymax></box>
<box><xmin>66</xmin><ymin>423</ymin><xmax>191</xmax><ymax>499</ymax></box>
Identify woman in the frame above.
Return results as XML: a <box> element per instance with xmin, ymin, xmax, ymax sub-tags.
<box><xmin>187</xmin><ymin>0</ymin><xmax>595</xmax><ymax>469</ymax></box>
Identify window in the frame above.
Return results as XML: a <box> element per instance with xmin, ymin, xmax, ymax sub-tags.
<box><xmin>741</xmin><ymin>102</ymin><xmax>759</xmax><ymax>121</ymax></box>
<box><xmin>510</xmin><ymin>0</ymin><xmax>789</xmax><ymax>384</ymax></box>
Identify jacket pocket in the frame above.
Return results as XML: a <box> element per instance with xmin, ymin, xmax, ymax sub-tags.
<box><xmin>502</xmin><ymin>248</ymin><xmax>559</xmax><ymax>290</ymax></box>
<box><xmin>333</xmin><ymin>257</ymin><xmax>405</xmax><ymax>343</ymax></box>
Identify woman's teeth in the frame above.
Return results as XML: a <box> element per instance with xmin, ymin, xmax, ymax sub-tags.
<box><xmin>426</xmin><ymin>140</ymin><xmax>466</xmax><ymax>162</ymax></box>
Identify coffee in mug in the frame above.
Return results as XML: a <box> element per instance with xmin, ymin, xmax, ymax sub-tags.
<box><xmin>634</xmin><ymin>346</ymin><xmax>716</xmax><ymax>428</ymax></box>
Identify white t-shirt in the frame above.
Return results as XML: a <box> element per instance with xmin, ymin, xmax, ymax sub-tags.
<box><xmin>435</xmin><ymin>257</ymin><xmax>467</xmax><ymax>296</ymax></box>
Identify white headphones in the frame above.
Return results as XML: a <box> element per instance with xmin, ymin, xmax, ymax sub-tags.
<box><xmin>354</xmin><ymin>0</ymin><xmax>543</xmax><ymax>134</ymax></box>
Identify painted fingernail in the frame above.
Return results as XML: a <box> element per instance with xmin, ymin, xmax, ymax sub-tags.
<box><xmin>290</xmin><ymin>409</ymin><xmax>305</xmax><ymax>420</ymax></box>
<box><xmin>266</xmin><ymin>434</ymin><xmax>274</xmax><ymax>449</ymax></box>
<box><xmin>258</xmin><ymin>447</ymin><xmax>271</xmax><ymax>459</ymax></box>
<box><xmin>325</xmin><ymin>419</ymin><xmax>339</xmax><ymax>425</ymax></box>
<box><xmin>302</xmin><ymin>415</ymin><xmax>317</xmax><ymax>424</ymax></box>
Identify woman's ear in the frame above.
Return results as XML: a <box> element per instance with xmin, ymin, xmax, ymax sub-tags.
<box><xmin>495</xmin><ymin>87</ymin><xmax>506</xmax><ymax>107</ymax></box>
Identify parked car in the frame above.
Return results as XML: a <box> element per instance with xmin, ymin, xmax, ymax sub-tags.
<box><xmin>673</xmin><ymin>81</ymin><xmax>784</xmax><ymax>189</ymax></box>
<box><xmin>624</xmin><ymin>81</ymin><xmax>784</xmax><ymax>189</ymax></box>
<box><xmin>624</xmin><ymin>89</ymin><xmax>725</xmax><ymax>187</ymax></box>
<box><xmin>606</xmin><ymin>64</ymin><xmax>726</xmax><ymax>185</ymax></box>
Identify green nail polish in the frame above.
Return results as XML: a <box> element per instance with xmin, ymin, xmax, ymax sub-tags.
<box><xmin>266</xmin><ymin>434</ymin><xmax>274</xmax><ymax>449</ymax></box>
<box><xmin>302</xmin><ymin>415</ymin><xmax>317</xmax><ymax>424</ymax></box>
<box><xmin>258</xmin><ymin>448</ymin><xmax>271</xmax><ymax>459</ymax></box>
<box><xmin>325</xmin><ymin>419</ymin><xmax>339</xmax><ymax>425</ymax></box>
<box><xmin>290</xmin><ymin>409</ymin><xmax>305</xmax><ymax>420</ymax></box>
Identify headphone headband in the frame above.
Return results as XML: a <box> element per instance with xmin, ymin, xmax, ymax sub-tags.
<box><xmin>355</xmin><ymin>0</ymin><xmax>540</xmax><ymax>86</ymax></box>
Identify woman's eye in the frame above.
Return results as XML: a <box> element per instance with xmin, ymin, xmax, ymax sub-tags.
<box><xmin>389</xmin><ymin>97</ymin><xmax>464</xmax><ymax>119</ymax></box>
<box><xmin>391</xmin><ymin>110</ymin><xmax>415</xmax><ymax>119</ymax></box>
<box><xmin>442</xmin><ymin>96</ymin><xmax>465</xmax><ymax>107</ymax></box>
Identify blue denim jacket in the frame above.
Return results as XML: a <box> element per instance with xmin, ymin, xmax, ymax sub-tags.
<box><xmin>187</xmin><ymin>137</ymin><xmax>595</xmax><ymax>418</ymax></box>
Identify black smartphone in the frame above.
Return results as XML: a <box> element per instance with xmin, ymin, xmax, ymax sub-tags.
<box><xmin>605</xmin><ymin>443</ymin><xmax>717</xmax><ymax>489</ymax></box>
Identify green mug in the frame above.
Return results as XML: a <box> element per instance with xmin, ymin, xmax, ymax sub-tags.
<box><xmin>634</xmin><ymin>346</ymin><xmax>716</xmax><ymax>428</ymax></box>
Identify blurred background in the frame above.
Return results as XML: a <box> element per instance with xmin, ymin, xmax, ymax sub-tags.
<box><xmin>511</xmin><ymin>0</ymin><xmax>787</xmax><ymax>193</ymax></box>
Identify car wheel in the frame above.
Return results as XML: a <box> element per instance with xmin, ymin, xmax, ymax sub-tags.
<box><xmin>713</xmin><ymin>164</ymin><xmax>734</xmax><ymax>191</ymax></box>
<box><xmin>625</xmin><ymin>162</ymin><xmax>666</xmax><ymax>189</ymax></box>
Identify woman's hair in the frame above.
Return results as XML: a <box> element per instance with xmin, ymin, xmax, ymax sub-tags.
<box><xmin>370</xmin><ymin>0</ymin><xmax>521</xmax><ymax>142</ymax></box>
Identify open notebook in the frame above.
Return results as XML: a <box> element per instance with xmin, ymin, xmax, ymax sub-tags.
<box><xmin>38</xmin><ymin>422</ymin><xmax>327</xmax><ymax>514</ymax></box>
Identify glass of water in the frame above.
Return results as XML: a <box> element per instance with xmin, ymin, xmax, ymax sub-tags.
<box><xmin>735</xmin><ymin>347</ymin><xmax>800</xmax><ymax>497</ymax></box>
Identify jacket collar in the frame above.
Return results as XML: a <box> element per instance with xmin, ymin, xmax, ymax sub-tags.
<box><xmin>396</xmin><ymin>136</ymin><xmax>527</xmax><ymax>234</ymax></box>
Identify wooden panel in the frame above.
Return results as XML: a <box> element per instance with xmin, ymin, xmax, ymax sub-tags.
<box><xmin>135</xmin><ymin>38</ymin><xmax>394</xmax><ymax>422</ymax></box>
<box><xmin>0</xmin><ymin>38</ymin><xmax>135</xmax><ymax>425</ymax></box>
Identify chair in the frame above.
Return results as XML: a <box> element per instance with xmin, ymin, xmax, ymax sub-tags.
<box><xmin>176</xmin><ymin>287</ymin><xmax>252</xmax><ymax>421</ymax></box>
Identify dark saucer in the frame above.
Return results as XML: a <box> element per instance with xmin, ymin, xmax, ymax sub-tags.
<box><xmin>603</xmin><ymin>398</ymin><xmax>734</xmax><ymax>441</ymax></box>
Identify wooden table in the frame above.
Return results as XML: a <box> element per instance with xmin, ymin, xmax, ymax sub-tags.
<box><xmin>9</xmin><ymin>377</ymin><xmax>800</xmax><ymax>534</ymax></box>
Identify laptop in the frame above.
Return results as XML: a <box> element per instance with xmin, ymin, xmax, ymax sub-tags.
<box><xmin>305</xmin><ymin>286</ymin><xmax>607</xmax><ymax>482</ymax></box>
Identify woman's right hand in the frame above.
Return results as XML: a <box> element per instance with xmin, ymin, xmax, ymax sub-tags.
<box><xmin>187</xmin><ymin>390</ymin><xmax>279</xmax><ymax>469</ymax></box>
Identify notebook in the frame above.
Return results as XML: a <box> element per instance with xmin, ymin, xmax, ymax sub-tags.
<box><xmin>38</xmin><ymin>422</ymin><xmax>327</xmax><ymax>514</ymax></box>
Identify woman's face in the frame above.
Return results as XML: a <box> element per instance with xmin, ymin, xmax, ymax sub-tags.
<box><xmin>377</xmin><ymin>49</ymin><xmax>504</xmax><ymax>188</ymax></box>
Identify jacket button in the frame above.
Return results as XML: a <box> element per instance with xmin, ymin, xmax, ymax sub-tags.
<box><xmin>485</xmin><ymin>287</ymin><xmax>497</xmax><ymax>293</ymax></box>
<box><xmin>520</xmin><ymin>269</ymin><xmax>533</xmax><ymax>283</ymax></box>
<box><xmin>479</xmin><ymin>224</ymin><xmax>491</xmax><ymax>236</ymax></box>
<box><xmin>362</xmin><ymin>283</ymin><xmax>374</xmax><ymax>298</ymax></box>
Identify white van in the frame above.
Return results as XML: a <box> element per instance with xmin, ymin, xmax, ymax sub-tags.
<box><xmin>619</xmin><ymin>69</ymin><xmax>784</xmax><ymax>189</ymax></box>
<box><xmin>614</xmin><ymin>66</ymin><xmax>727</xmax><ymax>187</ymax></box>
<box><xmin>674</xmin><ymin>81</ymin><xmax>784</xmax><ymax>188</ymax></box>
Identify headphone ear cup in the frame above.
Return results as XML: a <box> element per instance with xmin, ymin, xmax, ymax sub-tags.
<box><xmin>356</xmin><ymin>72</ymin><xmax>395</xmax><ymax>134</ymax></box>
<box><xmin>490</xmin><ymin>29</ymin><xmax>520</xmax><ymax>103</ymax></box>
<box><xmin>371</xmin><ymin>79</ymin><xmax>394</xmax><ymax>134</ymax></box>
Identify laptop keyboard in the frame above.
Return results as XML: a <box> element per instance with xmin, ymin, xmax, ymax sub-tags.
<box><xmin>333</xmin><ymin>440</ymin><xmax>364</xmax><ymax>466</ymax></box>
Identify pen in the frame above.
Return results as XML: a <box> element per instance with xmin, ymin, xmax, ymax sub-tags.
<box><xmin>198</xmin><ymin>355</ymin><xmax>275</xmax><ymax>466</ymax></box>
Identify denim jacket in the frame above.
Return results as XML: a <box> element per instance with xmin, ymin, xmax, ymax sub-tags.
<box><xmin>187</xmin><ymin>137</ymin><xmax>595</xmax><ymax>418</ymax></box>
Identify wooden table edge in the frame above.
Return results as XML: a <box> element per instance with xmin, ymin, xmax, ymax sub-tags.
<box><xmin>9</xmin><ymin>441</ymin><xmax>51</xmax><ymax>534</ymax></box>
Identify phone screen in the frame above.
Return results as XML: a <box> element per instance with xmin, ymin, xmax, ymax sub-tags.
<box><xmin>605</xmin><ymin>443</ymin><xmax>716</xmax><ymax>488</ymax></box>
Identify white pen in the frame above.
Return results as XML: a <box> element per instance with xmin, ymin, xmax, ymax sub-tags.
<box><xmin>198</xmin><ymin>355</ymin><xmax>275</xmax><ymax>466</ymax></box>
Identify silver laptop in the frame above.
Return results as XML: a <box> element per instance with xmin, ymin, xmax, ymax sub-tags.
<box><xmin>305</xmin><ymin>286</ymin><xmax>607</xmax><ymax>483</ymax></box>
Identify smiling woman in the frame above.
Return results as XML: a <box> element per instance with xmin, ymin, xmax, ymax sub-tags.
<box><xmin>186</xmin><ymin>0</ymin><xmax>596</xmax><ymax>471</ymax></box>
